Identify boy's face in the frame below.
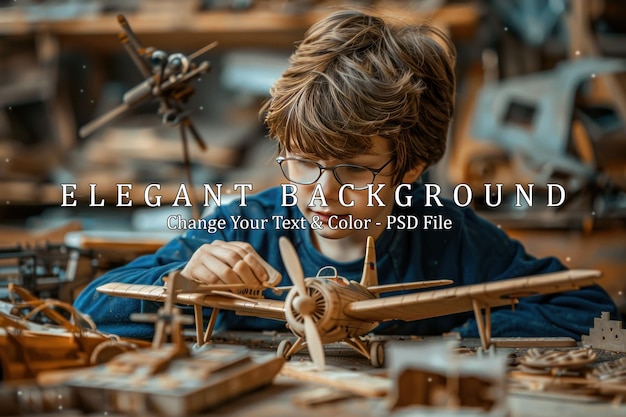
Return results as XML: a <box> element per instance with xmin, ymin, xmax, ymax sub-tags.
<box><xmin>285</xmin><ymin>136</ymin><xmax>419</xmax><ymax>244</ymax></box>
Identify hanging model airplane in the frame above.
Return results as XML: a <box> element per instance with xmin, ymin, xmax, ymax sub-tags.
<box><xmin>96</xmin><ymin>236</ymin><xmax>602</xmax><ymax>369</ymax></box>
<box><xmin>78</xmin><ymin>15</ymin><xmax>216</xmax><ymax>219</ymax></box>
<box><xmin>79</xmin><ymin>15</ymin><xmax>216</xmax><ymax>141</ymax></box>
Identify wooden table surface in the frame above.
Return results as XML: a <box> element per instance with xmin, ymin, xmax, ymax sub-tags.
<box><xmin>166</xmin><ymin>333</ymin><xmax>626</xmax><ymax>417</ymax></box>
<box><xmin>2</xmin><ymin>331</ymin><xmax>626</xmax><ymax>416</ymax></box>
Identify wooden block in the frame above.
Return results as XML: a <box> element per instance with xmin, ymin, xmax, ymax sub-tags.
<box><xmin>280</xmin><ymin>361</ymin><xmax>391</xmax><ymax>398</ymax></box>
<box><xmin>291</xmin><ymin>386</ymin><xmax>354</xmax><ymax>407</ymax></box>
<box><xmin>492</xmin><ymin>337</ymin><xmax>578</xmax><ymax>348</ymax></box>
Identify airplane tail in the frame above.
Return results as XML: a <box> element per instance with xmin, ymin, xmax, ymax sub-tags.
<box><xmin>359</xmin><ymin>236</ymin><xmax>378</xmax><ymax>288</ymax></box>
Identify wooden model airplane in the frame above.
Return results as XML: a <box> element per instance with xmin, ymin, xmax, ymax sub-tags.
<box><xmin>97</xmin><ymin>236</ymin><xmax>602</xmax><ymax>368</ymax></box>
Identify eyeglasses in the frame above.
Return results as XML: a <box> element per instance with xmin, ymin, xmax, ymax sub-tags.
<box><xmin>276</xmin><ymin>156</ymin><xmax>394</xmax><ymax>190</ymax></box>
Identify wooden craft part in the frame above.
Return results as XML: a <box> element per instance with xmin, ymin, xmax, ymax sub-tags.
<box><xmin>590</xmin><ymin>357</ymin><xmax>626</xmax><ymax>384</ymax></box>
<box><xmin>98</xmin><ymin>235</ymin><xmax>603</xmax><ymax>369</ymax></box>
<box><xmin>589</xmin><ymin>358</ymin><xmax>626</xmax><ymax>397</ymax></box>
<box><xmin>510</xmin><ymin>353</ymin><xmax>626</xmax><ymax>403</ymax></box>
<box><xmin>280</xmin><ymin>361</ymin><xmax>391</xmax><ymax>398</ymax></box>
<box><xmin>0</xmin><ymin>284</ymin><xmax>147</xmax><ymax>382</ymax></box>
<box><xmin>64</xmin><ymin>345</ymin><xmax>284</xmax><ymax>416</ymax></box>
<box><xmin>519</xmin><ymin>348</ymin><xmax>597</xmax><ymax>371</ymax></box>
<box><xmin>508</xmin><ymin>370</ymin><xmax>599</xmax><ymax>400</ymax></box>
<box><xmin>508</xmin><ymin>347</ymin><xmax>606</xmax><ymax>401</ymax></box>
<box><xmin>582</xmin><ymin>312</ymin><xmax>626</xmax><ymax>353</ymax></box>
<box><xmin>385</xmin><ymin>340</ymin><xmax>508</xmax><ymax>416</ymax></box>
<box><xmin>291</xmin><ymin>386</ymin><xmax>355</xmax><ymax>407</ymax></box>
<box><xmin>34</xmin><ymin>274</ymin><xmax>285</xmax><ymax>416</ymax></box>
<box><xmin>491</xmin><ymin>337</ymin><xmax>577</xmax><ymax>348</ymax></box>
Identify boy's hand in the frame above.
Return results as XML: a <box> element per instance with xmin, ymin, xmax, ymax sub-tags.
<box><xmin>180</xmin><ymin>240</ymin><xmax>279</xmax><ymax>287</ymax></box>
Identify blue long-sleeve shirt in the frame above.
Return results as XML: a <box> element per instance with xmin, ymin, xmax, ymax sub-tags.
<box><xmin>74</xmin><ymin>184</ymin><xmax>619</xmax><ymax>340</ymax></box>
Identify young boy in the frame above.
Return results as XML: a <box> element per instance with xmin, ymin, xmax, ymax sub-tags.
<box><xmin>74</xmin><ymin>9</ymin><xmax>618</xmax><ymax>339</ymax></box>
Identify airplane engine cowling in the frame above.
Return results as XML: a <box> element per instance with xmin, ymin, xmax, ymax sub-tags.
<box><xmin>284</xmin><ymin>278</ymin><xmax>378</xmax><ymax>344</ymax></box>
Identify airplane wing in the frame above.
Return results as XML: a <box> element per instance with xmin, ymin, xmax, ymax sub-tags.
<box><xmin>343</xmin><ymin>269</ymin><xmax>602</xmax><ymax>322</ymax></box>
<box><xmin>367</xmin><ymin>279</ymin><xmax>453</xmax><ymax>295</ymax></box>
<box><xmin>97</xmin><ymin>283</ymin><xmax>286</xmax><ymax>322</ymax></box>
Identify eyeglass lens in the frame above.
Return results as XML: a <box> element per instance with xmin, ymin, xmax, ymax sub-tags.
<box><xmin>280</xmin><ymin>159</ymin><xmax>375</xmax><ymax>188</ymax></box>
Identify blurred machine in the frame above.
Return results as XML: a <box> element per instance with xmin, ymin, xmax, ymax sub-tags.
<box><xmin>465</xmin><ymin>0</ymin><xmax>626</xmax><ymax>230</ymax></box>
<box><xmin>470</xmin><ymin>56</ymin><xmax>626</xmax><ymax>230</ymax></box>
<box><xmin>0</xmin><ymin>242</ymin><xmax>98</xmax><ymax>302</ymax></box>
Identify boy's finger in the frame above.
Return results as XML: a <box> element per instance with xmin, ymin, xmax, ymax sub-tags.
<box><xmin>225</xmin><ymin>241</ymin><xmax>281</xmax><ymax>285</ymax></box>
<box><xmin>232</xmin><ymin>258</ymin><xmax>263</xmax><ymax>286</ymax></box>
<box><xmin>200</xmin><ymin>255</ymin><xmax>244</xmax><ymax>285</ymax></box>
<box><xmin>243</xmin><ymin>252</ymin><xmax>282</xmax><ymax>286</ymax></box>
<box><xmin>207</xmin><ymin>243</ymin><xmax>246</xmax><ymax>268</ymax></box>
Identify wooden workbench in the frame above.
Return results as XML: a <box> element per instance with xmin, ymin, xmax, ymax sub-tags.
<box><xmin>180</xmin><ymin>332</ymin><xmax>626</xmax><ymax>417</ymax></box>
<box><xmin>7</xmin><ymin>332</ymin><xmax>623</xmax><ymax>417</ymax></box>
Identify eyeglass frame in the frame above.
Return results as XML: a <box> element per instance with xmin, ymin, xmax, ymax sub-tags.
<box><xmin>275</xmin><ymin>156</ymin><xmax>394</xmax><ymax>190</ymax></box>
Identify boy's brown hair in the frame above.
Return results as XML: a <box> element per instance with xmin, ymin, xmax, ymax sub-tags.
<box><xmin>262</xmin><ymin>9</ymin><xmax>456</xmax><ymax>184</ymax></box>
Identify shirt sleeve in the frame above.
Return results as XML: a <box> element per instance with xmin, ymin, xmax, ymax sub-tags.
<box><xmin>73</xmin><ymin>210</ymin><xmax>232</xmax><ymax>339</ymax></box>
<box><xmin>451</xmin><ymin>208</ymin><xmax>620</xmax><ymax>339</ymax></box>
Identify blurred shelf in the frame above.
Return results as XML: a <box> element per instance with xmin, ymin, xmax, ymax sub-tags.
<box><xmin>0</xmin><ymin>181</ymin><xmax>61</xmax><ymax>206</ymax></box>
<box><xmin>0</xmin><ymin>3</ymin><xmax>480</xmax><ymax>50</ymax></box>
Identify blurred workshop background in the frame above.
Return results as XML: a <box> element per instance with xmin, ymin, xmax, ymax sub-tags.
<box><xmin>0</xmin><ymin>1</ymin><xmax>624</xmax><ymax>316</ymax></box>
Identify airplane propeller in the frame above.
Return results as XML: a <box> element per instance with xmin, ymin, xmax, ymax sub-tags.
<box><xmin>278</xmin><ymin>237</ymin><xmax>326</xmax><ymax>369</ymax></box>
